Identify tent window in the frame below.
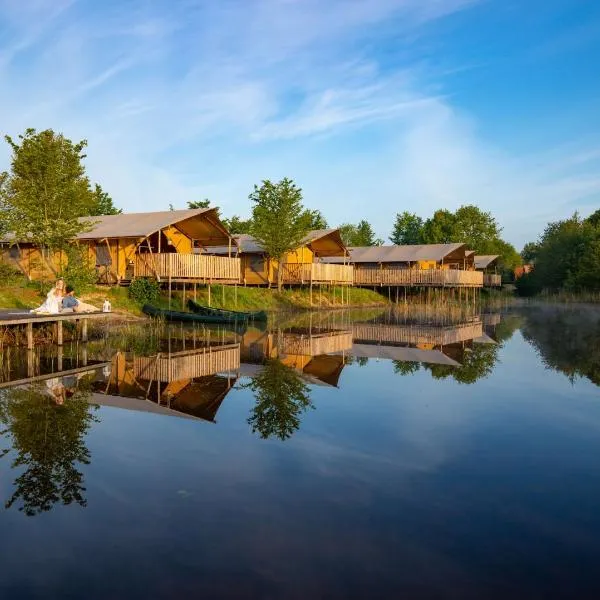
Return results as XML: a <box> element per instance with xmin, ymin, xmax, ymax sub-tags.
<box><xmin>9</xmin><ymin>245</ymin><xmax>20</xmax><ymax>259</ymax></box>
<box><xmin>95</xmin><ymin>244</ymin><xmax>112</xmax><ymax>266</ymax></box>
<box><xmin>249</xmin><ymin>256</ymin><xmax>265</xmax><ymax>272</ymax></box>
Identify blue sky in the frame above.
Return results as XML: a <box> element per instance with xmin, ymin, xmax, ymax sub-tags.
<box><xmin>1</xmin><ymin>0</ymin><xmax>599</xmax><ymax>248</ymax></box>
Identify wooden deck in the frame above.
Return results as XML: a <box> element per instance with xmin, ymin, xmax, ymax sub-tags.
<box><xmin>281</xmin><ymin>263</ymin><xmax>354</xmax><ymax>285</ymax></box>
<box><xmin>279</xmin><ymin>331</ymin><xmax>353</xmax><ymax>357</ymax></box>
<box><xmin>0</xmin><ymin>310</ymin><xmax>116</xmax><ymax>348</ymax></box>
<box><xmin>483</xmin><ymin>274</ymin><xmax>502</xmax><ymax>287</ymax></box>
<box><xmin>353</xmin><ymin>267</ymin><xmax>483</xmax><ymax>288</ymax></box>
<box><xmin>134</xmin><ymin>253</ymin><xmax>241</xmax><ymax>283</ymax></box>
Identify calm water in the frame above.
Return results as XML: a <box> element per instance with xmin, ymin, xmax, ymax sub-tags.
<box><xmin>1</xmin><ymin>305</ymin><xmax>599</xmax><ymax>599</ymax></box>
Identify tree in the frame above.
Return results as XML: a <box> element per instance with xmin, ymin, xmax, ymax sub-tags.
<box><xmin>187</xmin><ymin>199</ymin><xmax>211</xmax><ymax>209</ymax></box>
<box><xmin>249</xmin><ymin>178</ymin><xmax>312</xmax><ymax>290</ymax></box>
<box><xmin>89</xmin><ymin>184</ymin><xmax>121</xmax><ymax>216</ymax></box>
<box><xmin>221</xmin><ymin>215</ymin><xmax>253</xmax><ymax>234</ymax></box>
<box><xmin>451</xmin><ymin>205</ymin><xmax>500</xmax><ymax>251</ymax></box>
<box><xmin>306</xmin><ymin>209</ymin><xmax>328</xmax><ymax>230</ymax></box>
<box><xmin>390</xmin><ymin>212</ymin><xmax>424</xmax><ymax>245</ymax></box>
<box><xmin>1</xmin><ymin>129</ymin><xmax>97</xmax><ymax>250</ymax></box>
<box><xmin>422</xmin><ymin>209</ymin><xmax>457</xmax><ymax>244</ymax></box>
<box><xmin>338</xmin><ymin>220</ymin><xmax>382</xmax><ymax>246</ymax></box>
<box><xmin>521</xmin><ymin>242</ymin><xmax>539</xmax><ymax>263</ymax></box>
<box><xmin>244</xmin><ymin>359</ymin><xmax>313</xmax><ymax>440</ymax></box>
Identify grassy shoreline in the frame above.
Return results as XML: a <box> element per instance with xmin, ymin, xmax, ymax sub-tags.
<box><xmin>0</xmin><ymin>282</ymin><xmax>389</xmax><ymax>316</ymax></box>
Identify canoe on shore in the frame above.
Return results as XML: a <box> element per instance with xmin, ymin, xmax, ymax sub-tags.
<box><xmin>142</xmin><ymin>304</ymin><xmax>248</xmax><ymax>326</ymax></box>
<box><xmin>187</xmin><ymin>299</ymin><xmax>268</xmax><ymax>322</ymax></box>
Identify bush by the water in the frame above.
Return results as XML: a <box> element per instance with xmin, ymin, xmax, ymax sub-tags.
<box><xmin>128</xmin><ymin>277</ymin><xmax>160</xmax><ymax>305</ymax></box>
<box><xmin>58</xmin><ymin>246</ymin><xmax>97</xmax><ymax>293</ymax></box>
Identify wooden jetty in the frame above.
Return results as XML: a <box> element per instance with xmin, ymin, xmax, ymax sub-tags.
<box><xmin>0</xmin><ymin>311</ymin><xmax>116</xmax><ymax>349</ymax></box>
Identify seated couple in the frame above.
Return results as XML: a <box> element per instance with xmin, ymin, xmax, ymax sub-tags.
<box><xmin>31</xmin><ymin>279</ymin><xmax>99</xmax><ymax>314</ymax></box>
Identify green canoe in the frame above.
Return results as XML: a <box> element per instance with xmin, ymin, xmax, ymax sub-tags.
<box><xmin>187</xmin><ymin>299</ymin><xmax>268</xmax><ymax>322</ymax></box>
<box><xmin>143</xmin><ymin>304</ymin><xmax>248</xmax><ymax>326</ymax></box>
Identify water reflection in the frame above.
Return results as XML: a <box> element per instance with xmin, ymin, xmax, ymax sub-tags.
<box><xmin>0</xmin><ymin>378</ymin><xmax>98</xmax><ymax>516</ymax></box>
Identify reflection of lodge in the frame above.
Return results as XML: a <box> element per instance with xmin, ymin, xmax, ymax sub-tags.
<box><xmin>240</xmin><ymin>328</ymin><xmax>353</xmax><ymax>387</ymax></box>
<box><xmin>345</xmin><ymin>320</ymin><xmax>488</xmax><ymax>367</ymax></box>
<box><xmin>99</xmin><ymin>343</ymin><xmax>240</xmax><ymax>422</ymax></box>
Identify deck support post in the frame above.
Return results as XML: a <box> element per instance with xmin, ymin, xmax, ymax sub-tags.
<box><xmin>194</xmin><ymin>283</ymin><xmax>197</xmax><ymax>302</ymax></box>
<box><xmin>27</xmin><ymin>349</ymin><xmax>34</xmax><ymax>377</ymax></box>
<box><xmin>208</xmin><ymin>284</ymin><xmax>211</xmax><ymax>307</ymax></box>
<box><xmin>182</xmin><ymin>283</ymin><xmax>186</xmax><ymax>310</ymax></box>
<box><xmin>234</xmin><ymin>284</ymin><xmax>238</xmax><ymax>307</ymax></box>
<box><xmin>27</xmin><ymin>322</ymin><xmax>33</xmax><ymax>350</ymax></box>
<box><xmin>81</xmin><ymin>319</ymin><xmax>88</xmax><ymax>343</ymax></box>
<box><xmin>57</xmin><ymin>321</ymin><xmax>63</xmax><ymax>346</ymax></box>
<box><xmin>222</xmin><ymin>284</ymin><xmax>225</xmax><ymax>306</ymax></box>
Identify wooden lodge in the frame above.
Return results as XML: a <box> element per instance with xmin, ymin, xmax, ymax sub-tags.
<box><xmin>208</xmin><ymin>229</ymin><xmax>353</xmax><ymax>286</ymax></box>
<box><xmin>0</xmin><ymin>208</ymin><xmax>240</xmax><ymax>285</ymax></box>
<box><xmin>474</xmin><ymin>255</ymin><xmax>502</xmax><ymax>287</ymax></box>
<box><xmin>324</xmin><ymin>243</ymin><xmax>483</xmax><ymax>288</ymax></box>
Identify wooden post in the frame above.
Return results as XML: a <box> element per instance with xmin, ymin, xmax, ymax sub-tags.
<box><xmin>57</xmin><ymin>320</ymin><xmax>63</xmax><ymax>346</ymax></box>
<box><xmin>234</xmin><ymin>284</ymin><xmax>238</xmax><ymax>307</ymax></box>
<box><xmin>182</xmin><ymin>282</ymin><xmax>186</xmax><ymax>310</ymax></box>
<box><xmin>208</xmin><ymin>284</ymin><xmax>211</xmax><ymax>306</ymax></box>
<box><xmin>27</xmin><ymin>349</ymin><xmax>34</xmax><ymax>378</ymax></box>
<box><xmin>58</xmin><ymin>345</ymin><xmax>63</xmax><ymax>371</ymax></box>
<box><xmin>194</xmin><ymin>282</ymin><xmax>197</xmax><ymax>302</ymax></box>
<box><xmin>222</xmin><ymin>284</ymin><xmax>225</xmax><ymax>306</ymax></box>
<box><xmin>27</xmin><ymin>322</ymin><xmax>33</xmax><ymax>350</ymax></box>
<box><xmin>81</xmin><ymin>318</ymin><xmax>88</xmax><ymax>342</ymax></box>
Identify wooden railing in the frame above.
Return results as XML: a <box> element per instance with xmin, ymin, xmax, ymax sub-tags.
<box><xmin>279</xmin><ymin>331</ymin><xmax>353</xmax><ymax>357</ymax></box>
<box><xmin>352</xmin><ymin>322</ymin><xmax>484</xmax><ymax>347</ymax></box>
<box><xmin>134</xmin><ymin>344</ymin><xmax>240</xmax><ymax>383</ymax></box>
<box><xmin>134</xmin><ymin>253</ymin><xmax>241</xmax><ymax>282</ymax></box>
<box><xmin>353</xmin><ymin>267</ymin><xmax>483</xmax><ymax>287</ymax></box>
<box><xmin>483</xmin><ymin>274</ymin><xmax>502</xmax><ymax>287</ymax></box>
<box><xmin>281</xmin><ymin>262</ymin><xmax>354</xmax><ymax>284</ymax></box>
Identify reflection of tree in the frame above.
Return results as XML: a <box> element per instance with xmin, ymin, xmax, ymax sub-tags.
<box><xmin>426</xmin><ymin>343</ymin><xmax>499</xmax><ymax>384</ymax></box>
<box><xmin>393</xmin><ymin>361</ymin><xmax>421</xmax><ymax>375</ymax></box>
<box><xmin>0</xmin><ymin>382</ymin><xmax>98</xmax><ymax>516</ymax></box>
<box><xmin>521</xmin><ymin>308</ymin><xmax>600</xmax><ymax>386</ymax></box>
<box><xmin>245</xmin><ymin>360</ymin><xmax>313</xmax><ymax>441</ymax></box>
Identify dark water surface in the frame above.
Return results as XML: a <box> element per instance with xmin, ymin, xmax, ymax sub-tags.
<box><xmin>1</xmin><ymin>305</ymin><xmax>600</xmax><ymax>599</ymax></box>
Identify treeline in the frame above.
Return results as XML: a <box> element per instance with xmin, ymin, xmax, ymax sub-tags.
<box><xmin>516</xmin><ymin>210</ymin><xmax>600</xmax><ymax>296</ymax></box>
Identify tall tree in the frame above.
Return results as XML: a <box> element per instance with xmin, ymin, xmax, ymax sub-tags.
<box><xmin>338</xmin><ymin>220</ymin><xmax>381</xmax><ymax>246</ymax></box>
<box><xmin>1</xmin><ymin>129</ymin><xmax>97</xmax><ymax>250</ymax></box>
<box><xmin>221</xmin><ymin>215</ymin><xmax>253</xmax><ymax>234</ymax></box>
<box><xmin>421</xmin><ymin>209</ymin><xmax>457</xmax><ymax>244</ymax></box>
<box><xmin>451</xmin><ymin>205</ymin><xmax>500</xmax><ymax>252</ymax></box>
<box><xmin>521</xmin><ymin>241</ymin><xmax>539</xmax><ymax>263</ymax></box>
<box><xmin>90</xmin><ymin>184</ymin><xmax>121</xmax><ymax>216</ymax></box>
<box><xmin>306</xmin><ymin>209</ymin><xmax>328</xmax><ymax>230</ymax></box>
<box><xmin>187</xmin><ymin>199</ymin><xmax>211</xmax><ymax>209</ymax></box>
<box><xmin>249</xmin><ymin>178</ymin><xmax>312</xmax><ymax>290</ymax></box>
<box><xmin>390</xmin><ymin>212</ymin><xmax>424</xmax><ymax>245</ymax></box>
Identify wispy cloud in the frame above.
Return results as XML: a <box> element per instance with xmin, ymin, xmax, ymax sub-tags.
<box><xmin>0</xmin><ymin>0</ymin><xmax>598</xmax><ymax>247</ymax></box>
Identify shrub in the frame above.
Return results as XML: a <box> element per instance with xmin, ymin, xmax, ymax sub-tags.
<box><xmin>128</xmin><ymin>277</ymin><xmax>160</xmax><ymax>305</ymax></box>
<box><xmin>58</xmin><ymin>246</ymin><xmax>98</xmax><ymax>293</ymax></box>
<box><xmin>0</xmin><ymin>261</ymin><xmax>24</xmax><ymax>284</ymax></box>
<box><xmin>515</xmin><ymin>271</ymin><xmax>541</xmax><ymax>297</ymax></box>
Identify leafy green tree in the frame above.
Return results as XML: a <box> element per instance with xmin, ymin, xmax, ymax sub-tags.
<box><xmin>249</xmin><ymin>178</ymin><xmax>312</xmax><ymax>290</ymax></box>
<box><xmin>338</xmin><ymin>220</ymin><xmax>382</xmax><ymax>246</ymax></box>
<box><xmin>586</xmin><ymin>209</ymin><xmax>600</xmax><ymax>228</ymax></box>
<box><xmin>90</xmin><ymin>184</ymin><xmax>121</xmax><ymax>216</ymax></box>
<box><xmin>393</xmin><ymin>361</ymin><xmax>421</xmax><ymax>375</ymax></box>
<box><xmin>390</xmin><ymin>212</ymin><xmax>424</xmax><ymax>245</ymax></box>
<box><xmin>1</xmin><ymin>129</ymin><xmax>97</xmax><ymax>250</ymax></box>
<box><xmin>306</xmin><ymin>209</ymin><xmax>328</xmax><ymax>230</ymax></box>
<box><xmin>245</xmin><ymin>359</ymin><xmax>313</xmax><ymax>440</ymax></box>
<box><xmin>222</xmin><ymin>215</ymin><xmax>253</xmax><ymax>234</ymax></box>
<box><xmin>521</xmin><ymin>241</ymin><xmax>539</xmax><ymax>263</ymax></box>
<box><xmin>451</xmin><ymin>205</ymin><xmax>500</xmax><ymax>251</ymax></box>
<box><xmin>187</xmin><ymin>199</ymin><xmax>211</xmax><ymax>209</ymax></box>
<box><xmin>0</xmin><ymin>383</ymin><xmax>98</xmax><ymax>516</ymax></box>
<box><xmin>422</xmin><ymin>209</ymin><xmax>457</xmax><ymax>244</ymax></box>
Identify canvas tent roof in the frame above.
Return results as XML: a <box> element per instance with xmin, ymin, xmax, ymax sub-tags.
<box><xmin>474</xmin><ymin>255</ymin><xmax>500</xmax><ymax>269</ymax></box>
<box><xmin>324</xmin><ymin>243</ymin><xmax>467</xmax><ymax>264</ymax></box>
<box><xmin>209</xmin><ymin>229</ymin><xmax>347</xmax><ymax>257</ymax></box>
<box><xmin>1</xmin><ymin>208</ymin><xmax>233</xmax><ymax>246</ymax></box>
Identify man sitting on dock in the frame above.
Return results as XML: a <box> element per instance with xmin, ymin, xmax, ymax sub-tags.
<box><xmin>61</xmin><ymin>286</ymin><xmax>99</xmax><ymax>313</ymax></box>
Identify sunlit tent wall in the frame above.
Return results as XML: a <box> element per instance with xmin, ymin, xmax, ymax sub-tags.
<box><xmin>474</xmin><ymin>255</ymin><xmax>501</xmax><ymax>287</ymax></box>
<box><xmin>324</xmin><ymin>244</ymin><xmax>484</xmax><ymax>287</ymax></box>
<box><xmin>0</xmin><ymin>236</ymin><xmax>66</xmax><ymax>281</ymax></box>
<box><xmin>1</xmin><ymin>208</ymin><xmax>238</xmax><ymax>284</ymax></box>
<box><xmin>208</xmin><ymin>229</ymin><xmax>353</xmax><ymax>286</ymax></box>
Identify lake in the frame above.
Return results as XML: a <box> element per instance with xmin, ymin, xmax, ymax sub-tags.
<box><xmin>1</xmin><ymin>304</ymin><xmax>599</xmax><ymax>599</ymax></box>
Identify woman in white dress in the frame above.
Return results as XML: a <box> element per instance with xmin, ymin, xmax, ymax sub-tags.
<box><xmin>31</xmin><ymin>279</ymin><xmax>65</xmax><ymax>314</ymax></box>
